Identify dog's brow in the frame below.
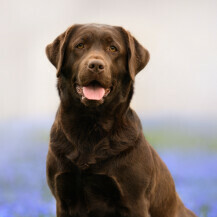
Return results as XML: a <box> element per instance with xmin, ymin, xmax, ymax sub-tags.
<box><xmin>104</xmin><ymin>36</ymin><xmax>114</xmax><ymax>43</ymax></box>
<box><xmin>78</xmin><ymin>33</ymin><xmax>93</xmax><ymax>41</ymax></box>
<box><xmin>70</xmin><ymin>33</ymin><xmax>93</xmax><ymax>48</ymax></box>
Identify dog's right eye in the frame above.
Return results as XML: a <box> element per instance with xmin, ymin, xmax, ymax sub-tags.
<box><xmin>76</xmin><ymin>43</ymin><xmax>84</xmax><ymax>49</ymax></box>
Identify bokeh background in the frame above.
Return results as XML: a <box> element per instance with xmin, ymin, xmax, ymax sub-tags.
<box><xmin>0</xmin><ymin>0</ymin><xmax>217</xmax><ymax>216</ymax></box>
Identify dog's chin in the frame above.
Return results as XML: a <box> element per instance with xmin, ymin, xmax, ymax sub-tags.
<box><xmin>81</xmin><ymin>97</ymin><xmax>105</xmax><ymax>107</ymax></box>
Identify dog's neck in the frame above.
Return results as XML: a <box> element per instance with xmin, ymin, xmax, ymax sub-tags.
<box><xmin>51</xmin><ymin>81</ymin><xmax>142</xmax><ymax>168</ymax></box>
<box><xmin>58</xmin><ymin>99</ymin><xmax>130</xmax><ymax>140</ymax></box>
<box><xmin>53</xmin><ymin>97</ymin><xmax>142</xmax><ymax>167</ymax></box>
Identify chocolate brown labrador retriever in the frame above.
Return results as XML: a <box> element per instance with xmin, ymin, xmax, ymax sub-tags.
<box><xmin>46</xmin><ymin>24</ymin><xmax>197</xmax><ymax>217</ymax></box>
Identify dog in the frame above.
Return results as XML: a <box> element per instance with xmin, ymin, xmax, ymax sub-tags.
<box><xmin>46</xmin><ymin>23</ymin><xmax>197</xmax><ymax>217</ymax></box>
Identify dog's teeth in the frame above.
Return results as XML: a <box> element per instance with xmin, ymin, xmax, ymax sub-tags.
<box><xmin>104</xmin><ymin>89</ymin><xmax>110</xmax><ymax>97</ymax></box>
<box><xmin>82</xmin><ymin>96</ymin><xmax>85</xmax><ymax>100</ymax></box>
<box><xmin>76</xmin><ymin>86</ymin><xmax>83</xmax><ymax>95</ymax></box>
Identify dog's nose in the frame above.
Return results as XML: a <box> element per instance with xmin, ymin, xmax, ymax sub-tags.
<box><xmin>88</xmin><ymin>59</ymin><xmax>105</xmax><ymax>73</ymax></box>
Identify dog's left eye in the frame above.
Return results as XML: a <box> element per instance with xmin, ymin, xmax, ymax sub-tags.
<box><xmin>108</xmin><ymin>46</ymin><xmax>118</xmax><ymax>52</ymax></box>
<box><xmin>76</xmin><ymin>43</ymin><xmax>84</xmax><ymax>49</ymax></box>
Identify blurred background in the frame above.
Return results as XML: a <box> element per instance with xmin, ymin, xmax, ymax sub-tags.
<box><xmin>0</xmin><ymin>0</ymin><xmax>217</xmax><ymax>216</ymax></box>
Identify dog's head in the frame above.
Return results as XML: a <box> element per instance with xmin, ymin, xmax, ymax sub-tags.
<box><xmin>46</xmin><ymin>24</ymin><xmax>149</xmax><ymax>109</ymax></box>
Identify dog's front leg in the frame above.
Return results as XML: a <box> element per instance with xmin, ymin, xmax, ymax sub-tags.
<box><xmin>55</xmin><ymin>172</ymin><xmax>84</xmax><ymax>217</ymax></box>
<box><xmin>56</xmin><ymin>201</ymin><xmax>72</xmax><ymax>217</ymax></box>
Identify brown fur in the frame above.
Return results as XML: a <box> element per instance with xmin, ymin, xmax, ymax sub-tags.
<box><xmin>46</xmin><ymin>23</ymin><xmax>197</xmax><ymax>217</ymax></box>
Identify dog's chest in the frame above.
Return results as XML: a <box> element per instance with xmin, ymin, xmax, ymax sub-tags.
<box><xmin>55</xmin><ymin>170</ymin><xmax>126</xmax><ymax>215</ymax></box>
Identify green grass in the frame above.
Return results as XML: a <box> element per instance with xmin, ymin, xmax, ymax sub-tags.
<box><xmin>144</xmin><ymin>128</ymin><xmax>217</xmax><ymax>151</ymax></box>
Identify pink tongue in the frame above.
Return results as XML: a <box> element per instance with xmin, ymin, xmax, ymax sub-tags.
<box><xmin>83</xmin><ymin>85</ymin><xmax>105</xmax><ymax>100</ymax></box>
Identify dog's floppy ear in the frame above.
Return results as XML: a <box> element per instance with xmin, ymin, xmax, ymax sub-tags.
<box><xmin>119</xmin><ymin>28</ymin><xmax>150</xmax><ymax>80</ymax></box>
<box><xmin>46</xmin><ymin>25</ymin><xmax>78</xmax><ymax>77</ymax></box>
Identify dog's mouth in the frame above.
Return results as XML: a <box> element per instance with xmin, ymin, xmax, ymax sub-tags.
<box><xmin>76</xmin><ymin>81</ymin><xmax>111</xmax><ymax>102</ymax></box>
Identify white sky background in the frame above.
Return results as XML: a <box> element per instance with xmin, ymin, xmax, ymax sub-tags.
<box><xmin>0</xmin><ymin>0</ymin><xmax>217</xmax><ymax>120</ymax></box>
